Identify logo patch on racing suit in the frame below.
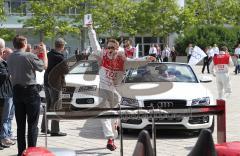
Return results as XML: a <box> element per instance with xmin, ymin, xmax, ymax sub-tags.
<box><xmin>213</xmin><ymin>54</ymin><xmax>230</xmax><ymax>73</ymax></box>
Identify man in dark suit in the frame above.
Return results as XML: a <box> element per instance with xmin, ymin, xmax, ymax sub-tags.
<box><xmin>41</xmin><ymin>38</ymin><xmax>69</xmax><ymax>136</ymax></box>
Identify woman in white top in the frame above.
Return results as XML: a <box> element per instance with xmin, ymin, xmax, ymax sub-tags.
<box><xmin>148</xmin><ymin>44</ymin><xmax>157</xmax><ymax>58</ymax></box>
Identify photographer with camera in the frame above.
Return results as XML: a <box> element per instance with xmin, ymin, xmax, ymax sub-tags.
<box><xmin>7</xmin><ymin>35</ymin><xmax>47</xmax><ymax>156</ymax></box>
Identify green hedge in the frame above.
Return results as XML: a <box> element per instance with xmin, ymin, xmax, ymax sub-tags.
<box><xmin>0</xmin><ymin>29</ymin><xmax>16</xmax><ymax>41</ymax></box>
<box><xmin>175</xmin><ymin>26</ymin><xmax>240</xmax><ymax>55</ymax></box>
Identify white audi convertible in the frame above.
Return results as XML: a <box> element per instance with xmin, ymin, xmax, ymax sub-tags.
<box><xmin>117</xmin><ymin>62</ymin><xmax>215</xmax><ymax>132</ymax></box>
<box><xmin>37</xmin><ymin>58</ymin><xmax>214</xmax><ymax>132</ymax></box>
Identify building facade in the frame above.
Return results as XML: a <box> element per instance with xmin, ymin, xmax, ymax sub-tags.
<box><xmin>1</xmin><ymin>0</ymin><xmax>184</xmax><ymax>56</ymax></box>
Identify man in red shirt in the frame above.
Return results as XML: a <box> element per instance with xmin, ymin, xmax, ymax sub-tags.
<box><xmin>210</xmin><ymin>46</ymin><xmax>234</xmax><ymax>99</ymax></box>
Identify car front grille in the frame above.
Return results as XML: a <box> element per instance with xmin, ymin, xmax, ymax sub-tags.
<box><xmin>62</xmin><ymin>86</ymin><xmax>76</xmax><ymax>93</ymax></box>
<box><xmin>76</xmin><ymin>98</ymin><xmax>94</xmax><ymax>104</ymax></box>
<box><xmin>144</xmin><ymin>100</ymin><xmax>187</xmax><ymax>109</ymax></box>
<box><xmin>148</xmin><ymin>117</ymin><xmax>182</xmax><ymax>123</ymax></box>
<box><xmin>62</xmin><ymin>86</ymin><xmax>75</xmax><ymax>103</ymax></box>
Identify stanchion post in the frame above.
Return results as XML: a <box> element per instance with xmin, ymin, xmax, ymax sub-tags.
<box><xmin>119</xmin><ymin>103</ymin><xmax>123</xmax><ymax>156</ymax></box>
<box><xmin>217</xmin><ymin>99</ymin><xmax>226</xmax><ymax>144</ymax></box>
<box><xmin>43</xmin><ymin>104</ymin><xmax>48</xmax><ymax>148</ymax></box>
<box><xmin>151</xmin><ymin>107</ymin><xmax>156</xmax><ymax>156</ymax></box>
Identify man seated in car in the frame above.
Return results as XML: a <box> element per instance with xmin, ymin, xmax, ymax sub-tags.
<box><xmin>157</xmin><ymin>65</ymin><xmax>176</xmax><ymax>81</ymax></box>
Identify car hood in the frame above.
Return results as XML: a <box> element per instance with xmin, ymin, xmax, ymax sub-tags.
<box><xmin>117</xmin><ymin>82</ymin><xmax>212</xmax><ymax>100</ymax></box>
<box><xmin>36</xmin><ymin>71</ymin><xmax>100</xmax><ymax>87</ymax></box>
<box><xmin>65</xmin><ymin>74</ymin><xmax>100</xmax><ymax>86</ymax></box>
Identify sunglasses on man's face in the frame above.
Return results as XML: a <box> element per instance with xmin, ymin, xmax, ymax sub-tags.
<box><xmin>107</xmin><ymin>46</ymin><xmax>115</xmax><ymax>50</ymax></box>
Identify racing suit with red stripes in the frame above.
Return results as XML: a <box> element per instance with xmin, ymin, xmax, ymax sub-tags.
<box><xmin>88</xmin><ymin>27</ymin><xmax>148</xmax><ymax>139</ymax></box>
<box><xmin>210</xmin><ymin>52</ymin><xmax>234</xmax><ymax>99</ymax></box>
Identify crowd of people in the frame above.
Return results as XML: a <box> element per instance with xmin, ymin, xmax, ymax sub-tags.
<box><xmin>0</xmin><ymin>36</ymin><xmax>47</xmax><ymax>155</ymax></box>
<box><xmin>0</xmin><ymin>36</ymin><xmax>70</xmax><ymax>156</ymax></box>
<box><xmin>0</xmin><ymin>32</ymin><xmax>239</xmax><ymax>155</ymax></box>
<box><xmin>148</xmin><ymin>44</ymin><xmax>177</xmax><ymax>62</ymax></box>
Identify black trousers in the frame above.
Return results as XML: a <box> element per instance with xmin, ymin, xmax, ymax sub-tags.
<box><xmin>13</xmin><ymin>85</ymin><xmax>41</xmax><ymax>156</ymax></box>
<box><xmin>0</xmin><ymin>99</ymin><xmax>4</xmax><ymax>126</ymax></box>
<box><xmin>187</xmin><ymin>55</ymin><xmax>191</xmax><ymax>63</ymax></box>
<box><xmin>202</xmin><ymin>61</ymin><xmax>210</xmax><ymax>73</ymax></box>
<box><xmin>163</xmin><ymin>57</ymin><xmax>168</xmax><ymax>62</ymax></box>
<box><xmin>41</xmin><ymin>86</ymin><xmax>62</xmax><ymax>133</ymax></box>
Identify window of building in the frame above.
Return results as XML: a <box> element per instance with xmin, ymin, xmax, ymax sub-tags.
<box><xmin>68</xmin><ymin>7</ymin><xmax>80</xmax><ymax>15</ymax></box>
<box><xmin>143</xmin><ymin>37</ymin><xmax>157</xmax><ymax>43</ymax></box>
<box><xmin>135</xmin><ymin>37</ymin><xmax>142</xmax><ymax>44</ymax></box>
<box><xmin>4</xmin><ymin>1</ymin><xmax>10</xmax><ymax>14</ymax></box>
<box><xmin>4</xmin><ymin>0</ymin><xmax>28</xmax><ymax>15</ymax></box>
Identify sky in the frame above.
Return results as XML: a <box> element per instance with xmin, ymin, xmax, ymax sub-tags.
<box><xmin>178</xmin><ymin>0</ymin><xmax>185</xmax><ymax>7</ymax></box>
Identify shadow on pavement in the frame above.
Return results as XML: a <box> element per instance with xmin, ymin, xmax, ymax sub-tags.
<box><xmin>78</xmin><ymin>119</ymin><xmax>105</xmax><ymax>139</ymax></box>
<box><xmin>77</xmin><ymin>118</ymin><xmax>199</xmax><ymax>140</ymax></box>
<box><xmin>123</xmin><ymin>129</ymin><xmax>199</xmax><ymax>140</ymax></box>
<box><xmin>75</xmin><ymin>147</ymin><xmax>111</xmax><ymax>155</ymax></box>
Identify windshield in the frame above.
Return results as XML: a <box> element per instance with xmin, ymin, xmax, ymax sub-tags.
<box><xmin>69</xmin><ymin>61</ymin><xmax>99</xmax><ymax>74</ymax></box>
<box><xmin>125</xmin><ymin>63</ymin><xmax>197</xmax><ymax>83</ymax></box>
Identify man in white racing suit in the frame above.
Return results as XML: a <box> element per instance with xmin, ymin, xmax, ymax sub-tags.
<box><xmin>210</xmin><ymin>46</ymin><xmax>234</xmax><ymax>99</ymax></box>
<box><xmin>87</xmin><ymin>24</ymin><xmax>155</xmax><ymax>151</ymax></box>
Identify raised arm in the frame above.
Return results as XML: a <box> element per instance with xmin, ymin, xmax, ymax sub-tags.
<box><xmin>87</xmin><ymin>24</ymin><xmax>102</xmax><ymax>57</ymax></box>
<box><xmin>124</xmin><ymin>56</ymin><xmax>156</xmax><ymax>70</ymax></box>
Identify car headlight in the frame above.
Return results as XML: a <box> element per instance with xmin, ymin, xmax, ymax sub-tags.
<box><xmin>191</xmin><ymin>97</ymin><xmax>210</xmax><ymax>106</ymax></box>
<box><xmin>121</xmin><ymin>97</ymin><xmax>139</xmax><ymax>107</ymax></box>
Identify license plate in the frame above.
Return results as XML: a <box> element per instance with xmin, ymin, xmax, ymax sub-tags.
<box><xmin>62</xmin><ymin>94</ymin><xmax>70</xmax><ymax>99</ymax></box>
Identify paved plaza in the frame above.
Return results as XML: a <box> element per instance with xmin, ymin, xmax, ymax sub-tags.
<box><xmin>1</xmin><ymin>65</ymin><xmax>240</xmax><ymax>156</ymax></box>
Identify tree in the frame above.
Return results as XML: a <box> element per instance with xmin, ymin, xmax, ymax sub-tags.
<box><xmin>134</xmin><ymin>0</ymin><xmax>180</xmax><ymax>40</ymax></box>
<box><xmin>218</xmin><ymin>0</ymin><xmax>240</xmax><ymax>26</ymax></box>
<box><xmin>176</xmin><ymin>0</ymin><xmax>240</xmax><ymax>54</ymax></box>
<box><xmin>83</xmin><ymin>0</ymin><xmax>138</xmax><ymax>37</ymax></box>
<box><xmin>179</xmin><ymin>0</ymin><xmax>240</xmax><ymax>30</ymax></box>
<box><xmin>0</xmin><ymin>0</ymin><xmax>6</xmax><ymax>21</ymax></box>
<box><xmin>0</xmin><ymin>0</ymin><xmax>16</xmax><ymax>41</ymax></box>
<box><xmin>0</xmin><ymin>29</ymin><xmax>16</xmax><ymax>41</ymax></box>
<box><xmin>22</xmin><ymin>0</ymin><xmax>84</xmax><ymax>41</ymax></box>
<box><xmin>175</xmin><ymin>26</ymin><xmax>240</xmax><ymax>55</ymax></box>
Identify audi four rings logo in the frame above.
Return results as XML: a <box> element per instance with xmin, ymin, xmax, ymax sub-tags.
<box><xmin>86</xmin><ymin>99</ymin><xmax>94</xmax><ymax>104</ymax></box>
<box><xmin>156</xmin><ymin>101</ymin><xmax>174</xmax><ymax>108</ymax></box>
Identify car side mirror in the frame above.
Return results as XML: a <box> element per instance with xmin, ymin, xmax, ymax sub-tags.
<box><xmin>199</xmin><ymin>75</ymin><xmax>212</xmax><ymax>83</ymax></box>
